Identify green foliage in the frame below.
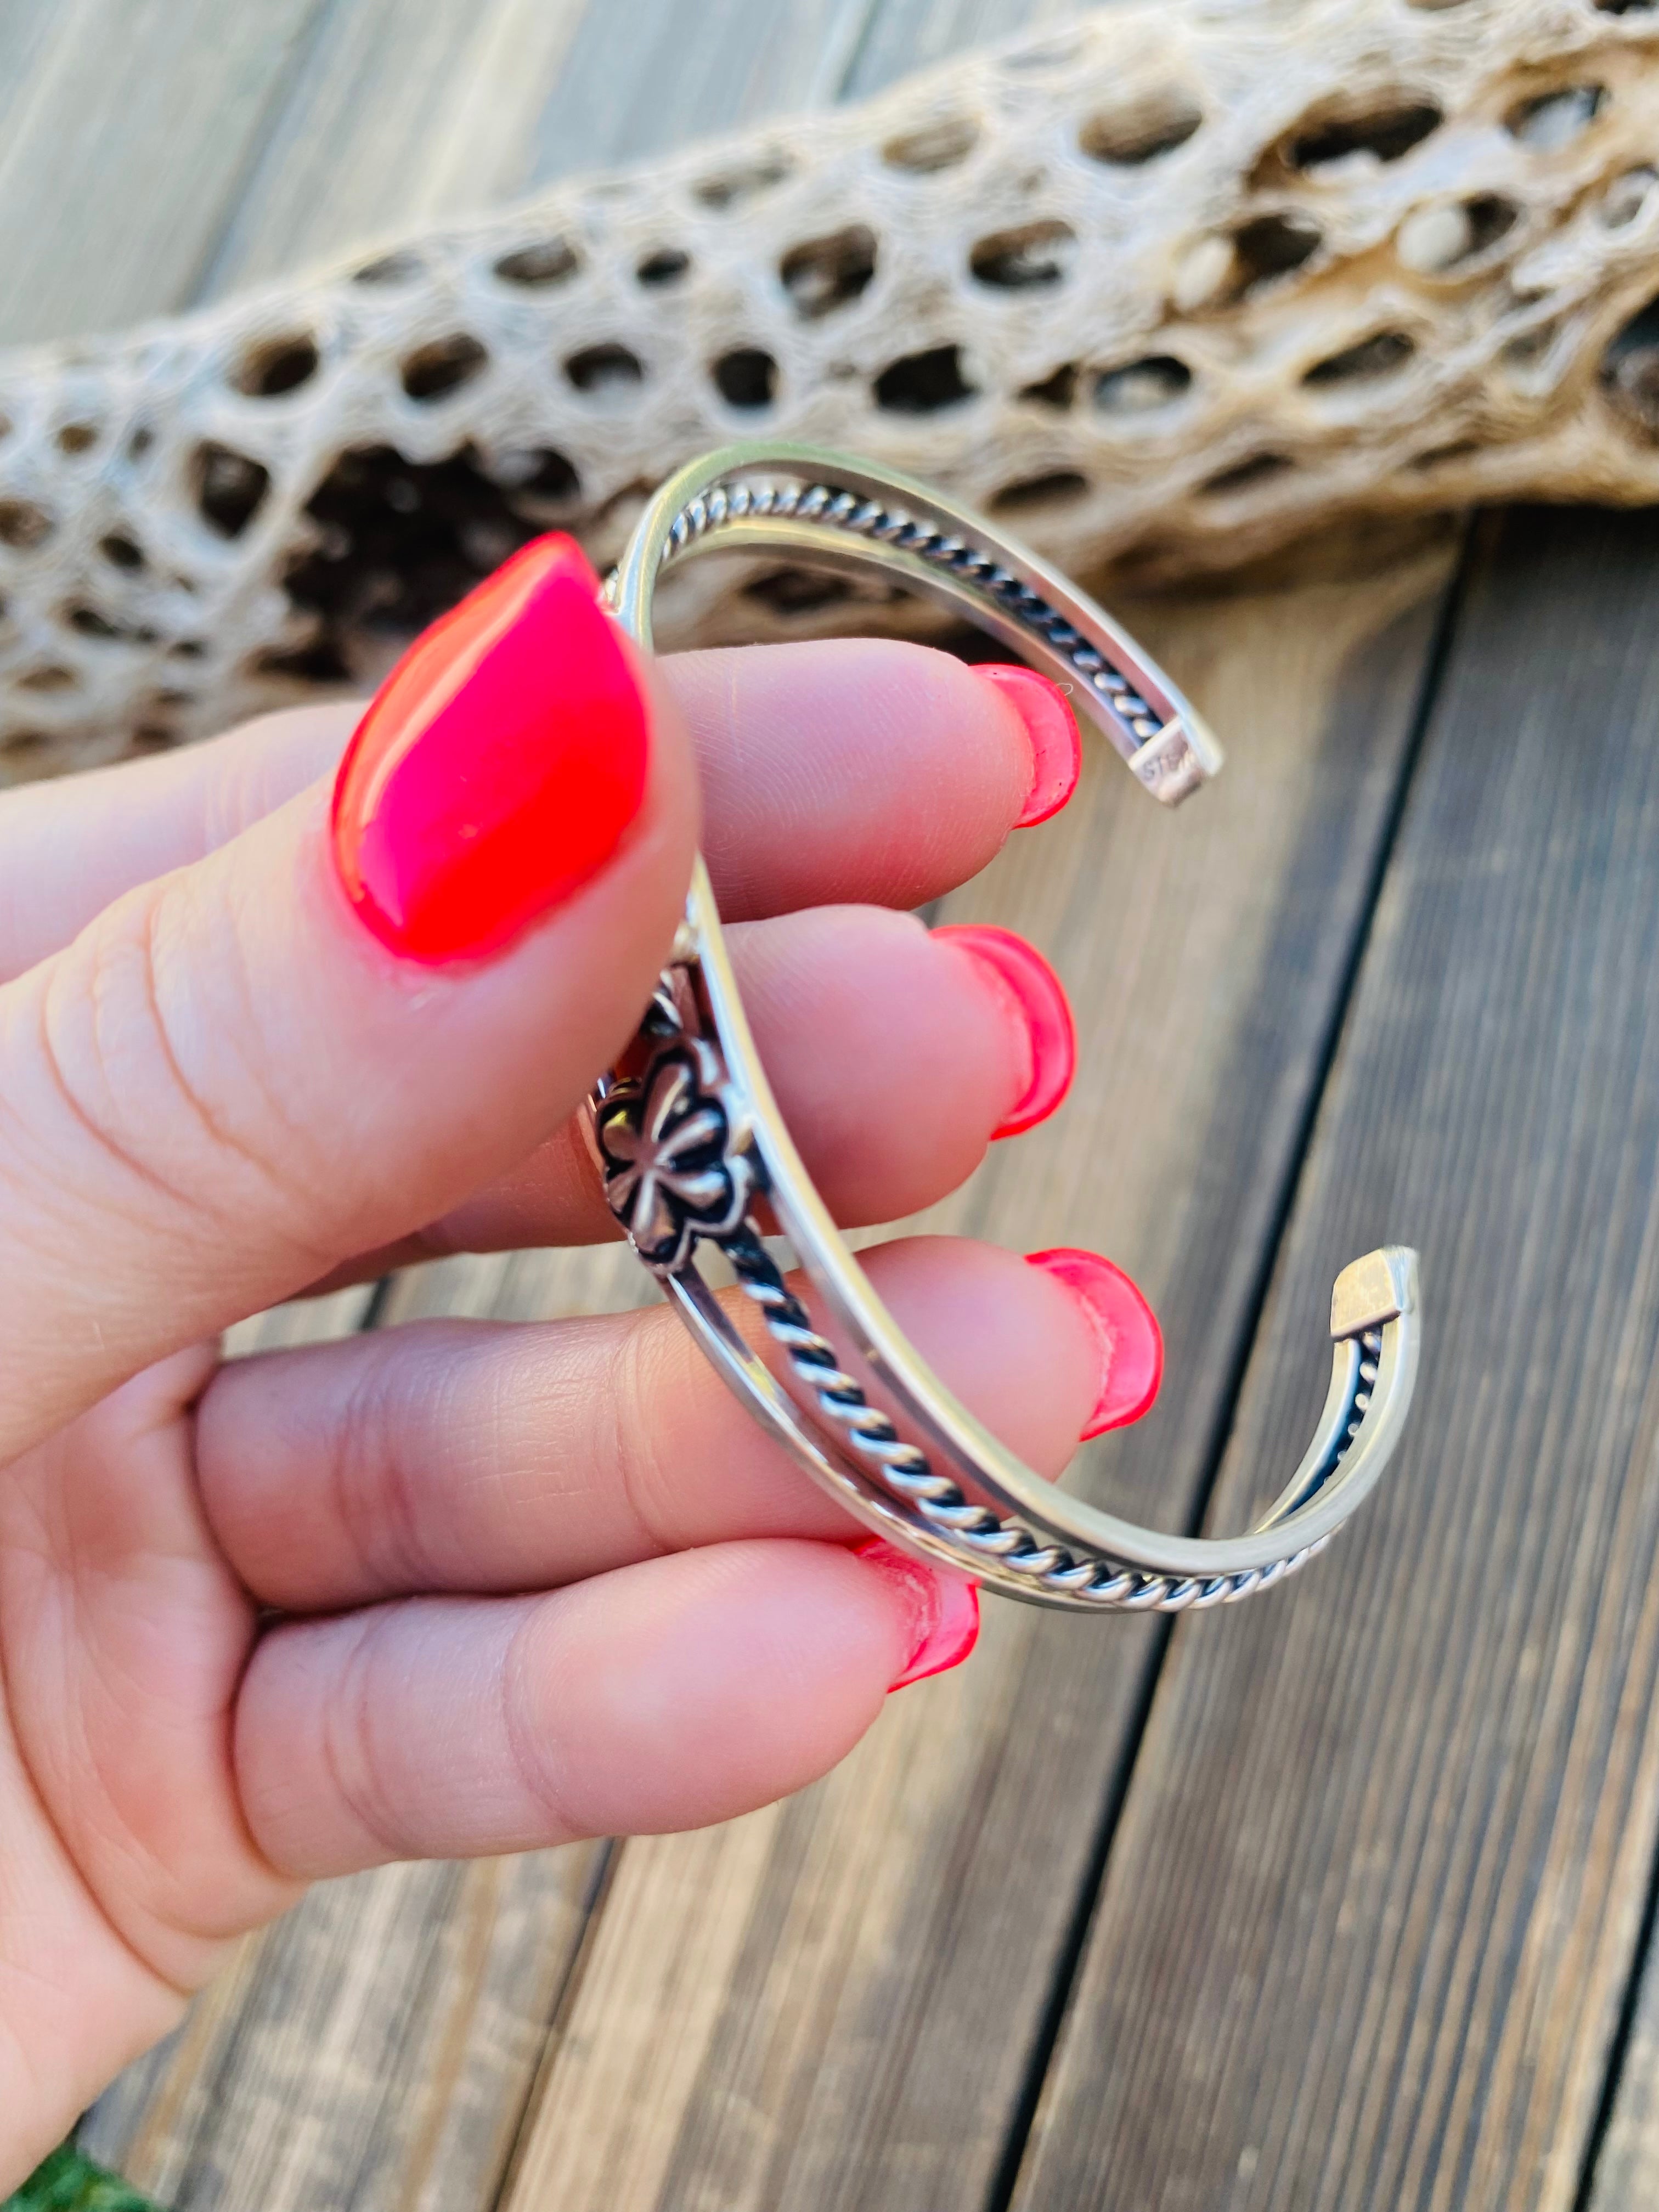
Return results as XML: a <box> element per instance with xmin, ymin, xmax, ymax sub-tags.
<box><xmin>3</xmin><ymin>2148</ymin><xmax>161</xmax><ymax>2212</ymax></box>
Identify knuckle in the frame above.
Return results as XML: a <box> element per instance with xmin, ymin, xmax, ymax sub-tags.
<box><xmin>22</xmin><ymin>882</ymin><xmax>320</xmax><ymax>1251</ymax></box>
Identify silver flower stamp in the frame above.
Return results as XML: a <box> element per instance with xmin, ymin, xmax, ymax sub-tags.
<box><xmin>594</xmin><ymin>1029</ymin><xmax>760</xmax><ymax>1274</ymax></box>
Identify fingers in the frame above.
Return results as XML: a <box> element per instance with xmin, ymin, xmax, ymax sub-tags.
<box><xmin>0</xmin><ymin>539</ymin><xmax>698</xmax><ymax>1464</ymax></box>
<box><xmin>671</xmin><ymin>638</ymin><xmax>1040</xmax><ymax>920</ymax></box>
<box><xmin>0</xmin><ymin>636</ymin><xmax>1054</xmax><ymax>978</ymax></box>
<box><xmin>197</xmin><ymin>1236</ymin><xmax>1105</xmax><ymax>1611</ymax></box>
<box><xmin>333</xmin><ymin>906</ymin><xmax>1057</xmax><ymax>1273</ymax></box>
<box><xmin>235</xmin><ymin>1539</ymin><xmax>933</xmax><ymax>1879</ymax></box>
<box><xmin>0</xmin><ymin>705</ymin><xmax>352</xmax><ymax>984</ymax></box>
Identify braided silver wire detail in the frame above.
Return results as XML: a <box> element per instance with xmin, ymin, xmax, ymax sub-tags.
<box><xmin>720</xmin><ymin>1219</ymin><xmax>1351</xmax><ymax>1613</ymax></box>
<box><xmin>652</xmin><ymin>476</ymin><xmax>1168</xmax><ymax>749</ymax></box>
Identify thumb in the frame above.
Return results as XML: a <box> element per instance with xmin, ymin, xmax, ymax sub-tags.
<box><xmin>0</xmin><ymin>537</ymin><xmax>696</xmax><ymax>1463</ymax></box>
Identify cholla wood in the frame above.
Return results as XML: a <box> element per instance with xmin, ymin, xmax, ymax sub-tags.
<box><xmin>2</xmin><ymin>0</ymin><xmax>1658</xmax><ymax>777</ymax></box>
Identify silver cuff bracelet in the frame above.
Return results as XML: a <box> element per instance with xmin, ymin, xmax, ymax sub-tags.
<box><xmin>590</xmin><ymin>442</ymin><xmax>1420</xmax><ymax>1613</ymax></box>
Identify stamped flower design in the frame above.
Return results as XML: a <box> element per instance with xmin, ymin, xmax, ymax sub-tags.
<box><xmin>594</xmin><ymin>1039</ymin><xmax>757</xmax><ymax>1273</ymax></box>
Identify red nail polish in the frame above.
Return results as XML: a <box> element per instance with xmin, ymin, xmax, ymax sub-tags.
<box><xmin>855</xmin><ymin>1538</ymin><xmax>980</xmax><ymax>1690</ymax></box>
<box><xmin>1025</xmin><ymin>1249</ymin><xmax>1163</xmax><ymax>1437</ymax></box>
<box><xmin>331</xmin><ymin>534</ymin><xmax>651</xmax><ymax>963</ymax></box>
<box><xmin>933</xmin><ymin>923</ymin><xmax>1077</xmax><ymax>1138</ymax></box>
<box><xmin>974</xmin><ymin>664</ymin><xmax>1082</xmax><ymax>827</ymax></box>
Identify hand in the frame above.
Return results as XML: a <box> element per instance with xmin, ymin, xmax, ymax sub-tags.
<box><xmin>0</xmin><ymin>537</ymin><xmax>1159</xmax><ymax>2182</ymax></box>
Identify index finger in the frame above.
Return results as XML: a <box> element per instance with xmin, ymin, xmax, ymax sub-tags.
<box><xmin>0</xmin><ymin>638</ymin><xmax>1058</xmax><ymax>978</ymax></box>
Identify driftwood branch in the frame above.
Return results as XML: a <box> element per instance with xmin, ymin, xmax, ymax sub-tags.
<box><xmin>2</xmin><ymin>0</ymin><xmax>1658</xmax><ymax>775</ymax></box>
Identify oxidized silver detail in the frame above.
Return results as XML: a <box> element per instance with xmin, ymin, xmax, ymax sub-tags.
<box><xmin>595</xmin><ymin>1030</ymin><xmax>760</xmax><ymax>1277</ymax></box>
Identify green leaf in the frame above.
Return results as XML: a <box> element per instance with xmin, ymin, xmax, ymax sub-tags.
<box><xmin>3</xmin><ymin>2147</ymin><xmax>162</xmax><ymax>2212</ymax></box>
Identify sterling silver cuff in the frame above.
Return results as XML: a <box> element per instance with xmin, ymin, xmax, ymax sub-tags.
<box><xmin>590</xmin><ymin>442</ymin><xmax>1419</xmax><ymax>1613</ymax></box>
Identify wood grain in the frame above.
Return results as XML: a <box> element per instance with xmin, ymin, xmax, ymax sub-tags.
<box><xmin>1013</xmin><ymin>507</ymin><xmax>1659</xmax><ymax>2212</ymax></box>
<box><xmin>496</xmin><ymin>540</ymin><xmax>1454</xmax><ymax>2212</ymax></box>
<box><xmin>1587</xmin><ymin>1930</ymin><xmax>1659</xmax><ymax>2208</ymax></box>
<box><xmin>0</xmin><ymin>0</ymin><xmax>328</xmax><ymax>347</ymax></box>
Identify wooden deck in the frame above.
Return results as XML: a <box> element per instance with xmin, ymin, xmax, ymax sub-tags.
<box><xmin>10</xmin><ymin>4</ymin><xmax>1659</xmax><ymax>2207</ymax></box>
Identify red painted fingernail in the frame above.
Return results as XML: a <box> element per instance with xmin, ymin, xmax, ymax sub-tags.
<box><xmin>1025</xmin><ymin>1249</ymin><xmax>1164</xmax><ymax>1438</ymax></box>
<box><xmin>854</xmin><ymin>1538</ymin><xmax>980</xmax><ymax>1690</ymax></box>
<box><xmin>974</xmin><ymin>664</ymin><xmax>1082</xmax><ymax>827</ymax></box>
<box><xmin>933</xmin><ymin>923</ymin><xmax>1076</xmax><ymax>1138</ymax></box>
<box><xmin>331</xmin><ymin>534</ymin><xmax>651</xmax><ymax>963</ymax></box>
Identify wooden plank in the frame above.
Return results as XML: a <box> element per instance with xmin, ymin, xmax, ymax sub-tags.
<box><xmin>0</xmin><ymin>0</ymin><xmax>328</xmax><ymax>346</ymax></box>
<box><xmin>191</xmin><ymin>0</ymin><xmax>594</xmax><ymax>300</ymax></box>
<box><xmin>496</xmin><ymin>534</ymin><xmax>1456</xmax><ymax>2212</ymax></box>
<box><xmin>1586</xmin><ymin>1930</ymin><xmax>1659</xmax><ymax>2208</ymax></box>
<box><xmin>193</xmin><ymin>0</ymin><xmax>878</xmax><ymax>298</ymax></box>
<box><xmin>840</xmin><ymin>0</ymin><xmax>1088</xmax><ymax>95</ymax></box>
<box><xmin>1012</xmin><ymin>507</ymin><xmax>1659</xmax><ymax>2212</ymax></box>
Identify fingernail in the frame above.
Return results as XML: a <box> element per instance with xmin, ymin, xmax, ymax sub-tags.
<box><xmin>1024</xmin><ymin>1249</ymin><xmax>1164</xmax><ymax>1437</ymax></box>
<box><xmin>974</xmin><ymin>664</ymin><xmax>1082</xmax><ymax>828</ymax></box>
<box><xmin>933</xmin><ymin>923</ymin><xmax>1076</xmax><ymax>1138</ymax></box>
<box><xmin>854</xmin><ymin>1538</ymin><xmax>980</xmax><ymax>1690</ymax></box>
<box><xmin>331</xmin><ymin>534</ymin><xmax>651</xmax><ymax>963</ymax></box>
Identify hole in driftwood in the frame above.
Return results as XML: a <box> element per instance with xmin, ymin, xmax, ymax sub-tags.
<box><xmin>1397</xmin><ymin>193</ymin><xmax>1518</xmax><ymax>273</ymax></box>
<box><xmin>1596</xmin><ymin>0</ymin><xmax>1656</xmax><ymax>12</ymax></box>
<box><xmin>883</xmin><ymin>116</ymin><xmax>978</xmax><ymax>171</ymax></box>
<box><xmin>279</xmin><ymin>443</ymin><xmax>590</xmax><ymax>676</ymax></box>
<box><xmin>565</xmin><ymin>342</ymin><xmax>644</xmax><ymax>393</ymax></box>
<box><xmin>494</xmin><ymin>238</ymin><xmax>580</xmax><ymax>286</ymax></box>
<box><xmin>990</xmin><ymin>470</ymin><xmax>1088</xmax><ymax>513</ymax></box>
<box><xmin>743</xmin><ymin>568</ymin><xmax>857</xmax><ymax>614</ymax></box>
<box><xmin>1410</xmin><ymin>439</ymin><xmax>1479</xmax><ymax>469</ymax></box>
<box><xmin>99</xmin><ymin>533</ymin><xmax>145</xmax><ymax>571</ymax></box>
<box><xmin>1506</xmin><ymin>85</ymin><xmax>1605</xmax><ymax>149</ymax></box>
<box><xmin>0</xmin><ymin>730</ymin><xmax>50</xmax><ymax>761</ymax></box>
<box><xmin>1079</xmin><ymin>91</ymin><xmax>1202</xmax><ymax>165</ymax></box>
<box><xmin>969</xmin><ymin>219</ymin><xmax>1077</xmax><ymax>289</ymax></box>
<box><xmin>873</xmin><ymin>343</ymin><xmax>977</xmax><ymax>413</ymax></box>
<box><xmin>712</xmin><ymin>347</ymin><xmax>777</xmax><ymax>408</ymax></box>
<box><xmin>1303</xmin><ymin>329</ymin><xmax>1416</xmax><ymax>386</ymax></box>
<box><xmin>1287</xmin><ymin>98</ymin><xmax>1442</xmax><ymax>172</ymax></box>
<box><xmin>352</xmin><ymin>250</ymin><xmax>425</xmax><ymax>286</ymax></box>
<box><xmin>1020</xmin><ymin>362</ymin><xmax>1079</xmax><ymax>409</ymax></box>
<box><xmin>1602</xmin><ymin>291</ymin><xmax>1659</xmax><ymax>438</ymax></box>
<box><xmin>637</xmin><ymin>247</ymin><xmax>690</xmax><ymax>286</ymax></box>
<box><xmin>16</xmin><ymin>664</ymin><xmax>77</xmax><ymax>692</ymax></box>
<box><xmin>401</xmin><ymin>335</ymin><xmax>488</xmax><ymax>400</ymax></box>
<box><xmin>57</xmin><ymin>423</ymin><xmax>99</xmax><ymax>454</ymax></box>
<box><xmin>235</xmin><ymin>334</ymin><xmax>320</xmax><ymax>397</ymax></box>
<box><xmin>1201</xmin><ymin>452</ymin><xmax>1293</xmax><ymax>496</ymax></box>
<box><xmin>781</xmin><ymin>225</ymin><xmax>877</xmax><ymax>318</ymax></box>
<box><xmin>488</xmin><ymin>448</ymin><xmax>582</xmax><ymax>510</ymax></box>
<box><xmin>0</xmin><ymin>500</ymin><xmax>53</xmax><ymax>549</ymax></box>
<box><xmin>1603</xmin><ymin>167</ymin><xmax>1658</xmax><ymax>228</ymax></box>
<box><xmin>67</xmin><ymin>603</ymin><xmax>157</xmax><ymax>642</ymax></box>
<box><xmin>1231</xmin><ymin>212</ymin><xmax>1322</xmax><ymax>296</ymax></box>
<box><xmin>194</xmin><ymin>443</ymin><xmax>270</xmax><ymax>537</ymax></box>
<box><xmin>694</xmin><ymin>154</ymin><xmax>792</xmax><ymax>209</ymax></box>
<box><xmin>1094</xmin><ymin>356</ymin><xmax>1192</xmax><ymax>413</ymax></box>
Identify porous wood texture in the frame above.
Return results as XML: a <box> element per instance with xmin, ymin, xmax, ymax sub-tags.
<box><xmin>1013</xmin><ymin>507</ymin><xmax>1659</xmax><ymax>2212</ymax></box>
<box><xmin>4</xmin><ymin>0</ymin><xmax>1659</xmax><ymax>777</ymax></box>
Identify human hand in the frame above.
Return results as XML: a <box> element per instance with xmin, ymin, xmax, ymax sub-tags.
<box><xmin>0</xmin><ymin>537</ymin><xmax>1160</xmax><ymax>2181</ymax></box>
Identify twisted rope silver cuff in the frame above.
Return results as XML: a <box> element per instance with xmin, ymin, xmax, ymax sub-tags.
<box><xmin>589</xmin><ymin>442</ymin><xmax>1420</xmax><ymax>1613</ymax></box>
